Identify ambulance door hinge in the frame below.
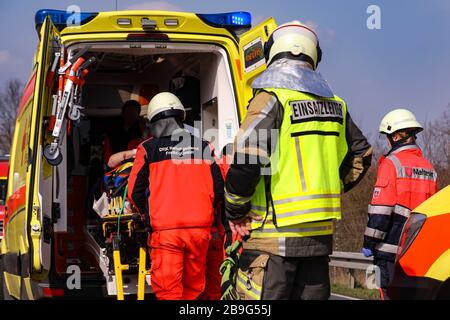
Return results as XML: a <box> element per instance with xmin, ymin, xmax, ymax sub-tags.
<box><xmin>52</xmin><ymin>202</ymin><xmax>61</xmax><ymax>223</ymax></box>
<box><xmin>43</xmin><ymin>216</ymin><xmax>53</xmax><ymax>244</ymax></box>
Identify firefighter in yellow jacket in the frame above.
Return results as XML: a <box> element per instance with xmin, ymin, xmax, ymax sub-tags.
<box><xmin>224</xmin><ymin>21</ymin><xmax>373</xmax><ymax>300</ymax></box>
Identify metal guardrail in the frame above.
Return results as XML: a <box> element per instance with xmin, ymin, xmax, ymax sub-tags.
<box><xmin>329</xmin><ymin>251</ymin><xmax>375</xmax><ymax>289</ymax></box>
<box><xmin>330</xmin><ymin>251</ymin><xmax>373</xmax><ymax>270</ymax></box>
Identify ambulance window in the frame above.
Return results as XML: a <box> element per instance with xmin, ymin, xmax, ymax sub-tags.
<box><xmin>10</xmin><ymin>105</ymin><xmax>32</xmax><ymax>194</ymax></box>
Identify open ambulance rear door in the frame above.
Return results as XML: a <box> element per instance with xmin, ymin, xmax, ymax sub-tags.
<box><xmin>237</xmin><ymin>18</ymin><xmax>277</xmax><ymax>117</ymax></box>
<box><xmin>4</xmin><ymin>16</ymin><xmax>61</xmax><ymax>300</ymax></box>
<box><xmin>26</xmin><ymin>16</ymin><xmax>61</xmax><ymax>283</ymax></box>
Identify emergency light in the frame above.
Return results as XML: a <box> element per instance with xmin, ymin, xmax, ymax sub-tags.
<box><xmin>198</xmin><ymin>12</ymin><xmax>251</xmax><ymax>28</ymax></box>
<box><xmin>35</xmin><ymin>9</ymin><xmax>98</xmax><ymax>31</ymax></box>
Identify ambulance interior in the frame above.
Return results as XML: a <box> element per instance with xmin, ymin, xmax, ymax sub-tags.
<box><xmin>39</xmin><ymin>43</ymin><xmax>239</xmax><ymax>293</ymax></box>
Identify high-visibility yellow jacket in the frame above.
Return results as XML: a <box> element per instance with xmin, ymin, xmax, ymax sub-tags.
<box><xmin>249</xmin><ymin>88</ymin><xmax>348</xmax><ymax>238</ymax></box>
<box><xmin>225</xmin><ymin>81</ymin><xmax>372</xmax><ymax>257</ymax></box>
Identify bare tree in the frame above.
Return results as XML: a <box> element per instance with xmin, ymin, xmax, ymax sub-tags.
<box><xmin>0</xmin><ymin>79</ymin><xmax>23</xmax><ymax>154</ymax></box>
<box><xmin>419</xmin><ymin>104</ymin><xmax>450</xmax><ymax>188</ymax></box>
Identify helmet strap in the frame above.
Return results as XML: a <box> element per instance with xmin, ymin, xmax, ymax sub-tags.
<box><xmin>268</xmin><ymin>52</ymin><xmax>315</xmax><ymax>68</ymax></box>
<box><xmin>386</xmin><ymin>131</ymin><xmax>417</xmax><ymax>156</ymax></box>
<box><xmin>150</xmin><ymin>109</ymin><xmax>185</xmax><ymax>123</ymax></box>
<box><xmin>264</xmin><ymin>33</ymin><xmax>274</xmax><ymax>62</ymax></box>
<box><xmin>316</xmin><ymin>43</ymin><xmax>322</xmax><ymax>65</ymax></box>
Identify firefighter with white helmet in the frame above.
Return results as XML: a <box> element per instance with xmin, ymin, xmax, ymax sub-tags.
<box><xmin>378</xmin><ymin>108</ymin><xmax>423</xmax><ymax>136</ymax></box>
<box><xmin>145</xmin><ymin>91</ymin><xmax>186</xmax><ymax>122</ymax></box>
<box><xmin>128</xmin><ymin>92</ymin><xmax>224</xmax><ymax>300</ymax></box>
<box><xmin>363</xmin><ymin>108</ymin><xmax>437</xmax><ymax>300</ymax></box>
<box><xmin>223</xmin><ymin>21</ymin><xmax>372</xmax><ymax>300</ymax></box>
<box><xmin>264</xmin><ymin>20</ymin><xmax>322</xmax><ymax>68</ymax></box>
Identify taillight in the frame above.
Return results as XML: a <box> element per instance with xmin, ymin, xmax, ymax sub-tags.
<box><xmin>43</xmin><ymin>287</ymin><xmax>65</xmax><ymax>297</ymax></box>
<box><xmin>397</xmin><ymin>213</ymin><xmax>427</xmax><ymax>259</ymax></box>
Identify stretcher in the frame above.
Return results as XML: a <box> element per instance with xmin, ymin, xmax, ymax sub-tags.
<box><xmin>97</xmin><ymin>197</ymin><xmax>151</xmax><ymax>300</ymax></box>
<box><xmin>112</xmin><ymin>235</ymin><xmax>149</xmax><ymax>300</ymax></box>
<box><xmin>91</xmin><ymin>162</ymin><xmax>152</xmax><ymax>299</ymax></box>
<box><xmin>44</xmin><ymin>42</ymin><xmax>96</xmax><ymax>166</ymax></box>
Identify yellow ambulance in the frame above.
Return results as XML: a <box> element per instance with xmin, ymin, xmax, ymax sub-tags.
<box><xmin>0</xmin><ymin>8</ymin><xmax>276</xmax><ymax>299</ymax></box>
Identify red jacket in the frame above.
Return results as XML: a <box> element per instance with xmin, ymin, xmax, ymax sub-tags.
<box><xmin>364</xmin><ymin>144</ymin><xmax>437</xmax><ymax>261</ymax></box>
<box><xmin>128</xmin><ymin>135</ymin><xmax>224</xmax><ymax>231</ymax></box>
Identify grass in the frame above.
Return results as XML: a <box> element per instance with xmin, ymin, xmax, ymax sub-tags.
<box><xmin>331</xmin><ymin>284</ymin><xmax>381</xmax><ymax>300</ymax></box>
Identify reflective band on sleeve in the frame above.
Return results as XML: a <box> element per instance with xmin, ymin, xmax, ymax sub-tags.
<box><xmin>375</xmin><ymin>243</ymin><xmax>399</xmax><ymax>254</ymax></box>
<box><xmin>294</xmin><ymin>137</ymin><xmax>307</xmax><ymax>192</ymax></box>
<box><xmin>276</xmin><ymin>206</ymin><xmax>340</xmax><ymax>218</ymax></box>
<box><xmin>368</xmin><ymin>204</ymin><xmax>393</xmax><ymax>216</ymax></box>
<box><xmin>225</xmin><ymin>190</ymin><xmax>252</xmax><ymax>205</ymax></box>
<box><xmin>393</xmin><ymin>205</ymin><xmax>411</xmax><ymax>218</ymax></box>
<box><xmin>237</xmin><ymin>95</ymin><xmax>278</xmax><ymax>148</ymax></box>
<box><xmin>364</xmin><ymin>227</ymin><xmax>386</xmax><ymax>240</ymax></box>
<box><xmin>273</xmin><ymin>193</ymin><xmax>341</xmax><ymax>205</ymax></box>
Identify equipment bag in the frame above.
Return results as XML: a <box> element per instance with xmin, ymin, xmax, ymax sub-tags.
<box><xmin>93</xmin><ymin>162</ymin><xmax>133</xmax><ymax>218</ymax></box>
<box><xmin>104</xmin><ymin>161</ymin><xmax>133</xmax><ymax>197</ymax></box>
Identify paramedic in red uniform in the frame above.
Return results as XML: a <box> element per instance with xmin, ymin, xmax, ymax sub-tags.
<box><xmin>363</xmin><ymin>109</ymin><xmax>437</xmax><ymax>300</ymax></box>
<box><xmin>128</xmin><ymin>92</ymin><xmax>224</xmax><ymax>300</ymax></box>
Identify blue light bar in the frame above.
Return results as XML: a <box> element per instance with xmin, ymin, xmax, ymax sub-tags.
<box><xmin>198</xmin><ymin>11</ymin><xmax>251</xmax><ymax>28</ymax></box>
<box><xmin>35</xmin><ymin>9</ymin><xmax>98</xmax><ymax>30</ymax></box>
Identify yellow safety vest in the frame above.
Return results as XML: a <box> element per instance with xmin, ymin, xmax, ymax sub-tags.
<box><xmin>250</xmin><ymin>88</ymin><xmax>348</xmax><ymax>237</ymax></box>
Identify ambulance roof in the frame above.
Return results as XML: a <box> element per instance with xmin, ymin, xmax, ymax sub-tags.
<box><xmin>35</xmin><ymin>9</ymin><xmax>252</xmax><ymax>40</ymax></box>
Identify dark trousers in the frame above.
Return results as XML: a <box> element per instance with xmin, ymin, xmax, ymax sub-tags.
<box><xmin>375</xmin><ymin>258</ymin><xmax>395</xmax><ymax>300</ymax></box>
<box><xmin>238</xmin><ymin>250</ymin><xmax>330</xmax><ymax>300</ymax></box>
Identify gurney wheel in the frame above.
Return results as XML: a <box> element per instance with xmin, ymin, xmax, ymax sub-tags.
<box><xmin>44</xmin><ymin>144</ymin><xmax>63</xmax><ymax>166</ymax></box>
<box><xmin>68</xmin><ymin>107</ymin><xmax>81</xmax><ymax>121</ymax></box>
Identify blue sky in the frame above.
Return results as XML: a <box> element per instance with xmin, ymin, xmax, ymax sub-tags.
<box><xmin>1</xmin><ymin>0</ymin><xmax>449</xmax><ymax>135</ymax></box>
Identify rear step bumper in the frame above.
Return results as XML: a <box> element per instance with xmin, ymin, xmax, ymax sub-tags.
<box><xmin>38</xmin><ymin>273</ymin><xmax>110</xmax><ymax>299</ymax></box>
<box><xmin>39</xmin><ymin>272</ymin><xmax>153</xmax><ymax>299</ymax></box>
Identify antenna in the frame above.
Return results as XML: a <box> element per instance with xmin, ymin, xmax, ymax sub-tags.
<box><xmin>115</xmin><ymin>0</ymin><xmax>118</xmax><ymax>10</ymax></box>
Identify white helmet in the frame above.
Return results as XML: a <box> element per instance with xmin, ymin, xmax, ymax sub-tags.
<box><xmin>146</xmin><ymin>92</ymin><xmax>185</xmax><ymax>123</ymax></box>
<box><xmin>264</xmin><ymin>21</ymin><xmax>322</xmax><ymax>69</ymax></box>
<box><xmin>379</xmin><ymin>108</ymin><xmax>423</xmax><ymax>135</ymax></box>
